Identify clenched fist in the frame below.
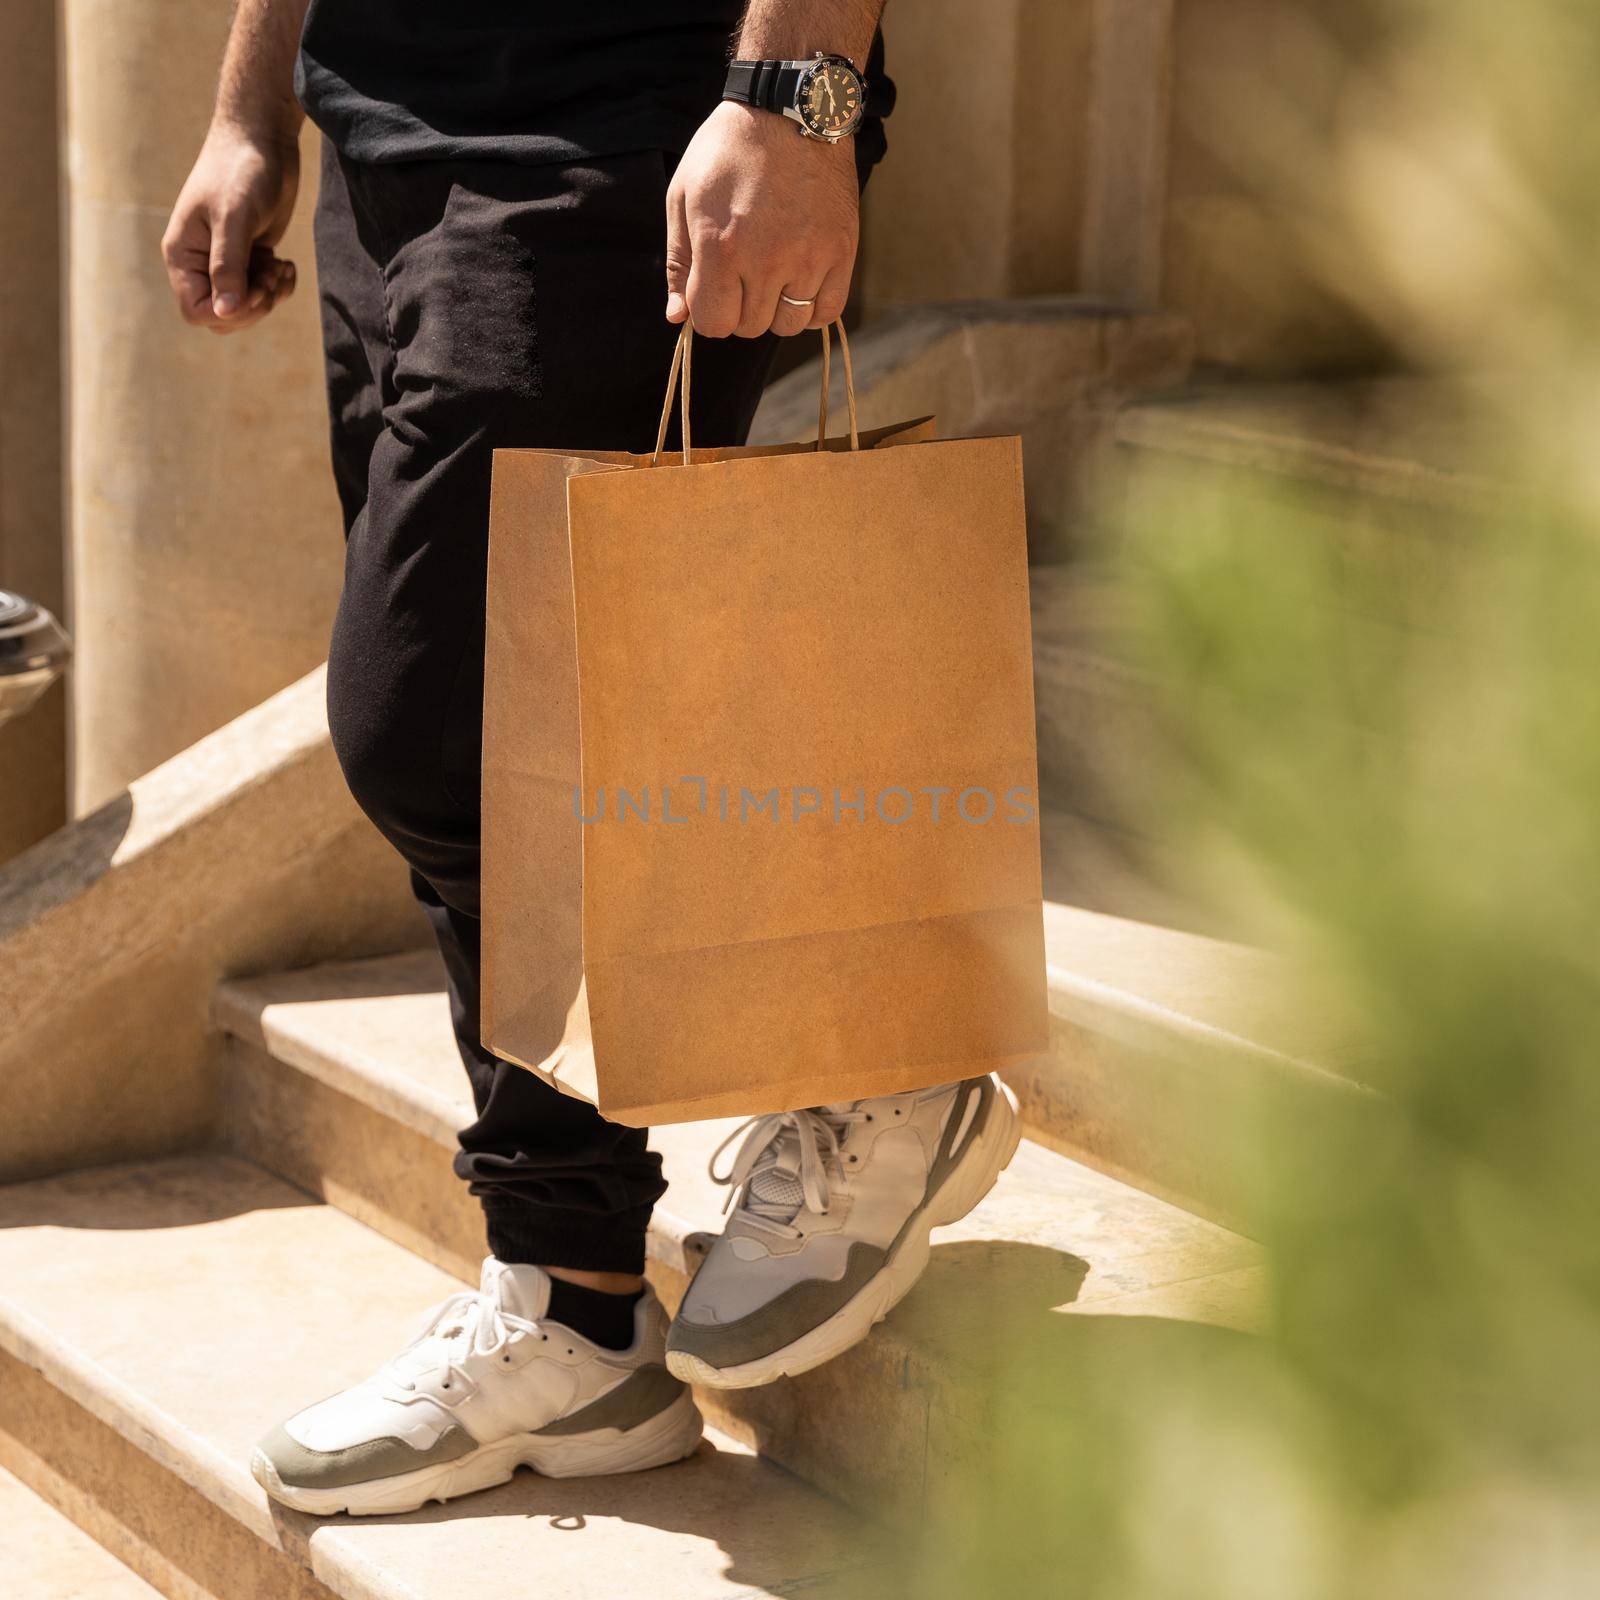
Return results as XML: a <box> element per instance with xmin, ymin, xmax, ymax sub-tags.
<box><xmin>666</xmin><ymin>101</ymin><xmax>858</xmax><ymax>339</ymax></box>
<box><xmin>161</xmin><ymin>127</ymin><xmax>300</xmax><ymax>333</ymax></box>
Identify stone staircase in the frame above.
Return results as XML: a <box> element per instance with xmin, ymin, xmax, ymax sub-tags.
<box><xmin>1</xmin><ymin>1464</ymin><xmax>162</xmax><ymax>1600</ymax></box>
<box><xmin>1028</xmin><ymin>563</ymin><xmax>1210</xmax><ymax>935</ymax></box>
<box><xmin>0</xmin><ymin>1155</ymin><xmax>871</xmax><ymax>1600</ymax></box>
<box><xmin>0</xmin><ymin>886</ymin><xmax>1369</xmax><ymax>1598</ymax></box>
<box><xmin>211</xmin><ymin>941</ymin><xmax>1278</xmax><ymax>1511</ymax></box>
<box><xmin>1026</xmin><ymin>370</ymin><xmax>1494</xmax><ymax>941</ymax></box>
<box><xmin>1108</xmin><ymin>373</ymin><xmax>1497</xmax><ymax>645</ymax></box>
<box><xmin>1114</xmin><ymin>375</ymin><xmax>1496</xmax><ymax>519</ymax></box>
<box><xmin>0</xmin><ymin>353</ymin><xmax>1441</xmax><ymax>1600</ymax></box>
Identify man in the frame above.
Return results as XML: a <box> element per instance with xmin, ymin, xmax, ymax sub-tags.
<box><xmin>164</xmin><ymin>0</ymin><xmax>1021</xmax><ymax>1516</ymax></box>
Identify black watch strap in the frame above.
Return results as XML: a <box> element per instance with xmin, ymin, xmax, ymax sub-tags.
<box><xmin>723</xmin><ymin>59</ymin><xmax>808</xmax><ymax>115</ymax></box>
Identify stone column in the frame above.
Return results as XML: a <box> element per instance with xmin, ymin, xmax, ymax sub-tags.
<box><xmin>859</xmin><ymin>1</ymin><xmax>1380</xmax><ymax>366</ymax></box>
<box><xmin>1078</xmin><ymin>0</ymin><xmax>1176</xmax><ymax>305</ymax></box>
<box><xmin>62</xmin><ymin>0</ymin><xmax>343</xmax><ymax>812</ymax></box>
<box><xmin>860</xmin><ymin>0</ymin><xmax>1028</xmax><ymax>302</ymax></box>
<box><xmin>1160</xmin><ymin>0</ymin><xmax>1390</xmax><ymax>370</ymax></box>
<box><xmin>0</xmin><ymin>0</ymin><xmax>66</xmax><ymax>864</ymax></box>
<box><xmin>859</xmin><ymin>0</ymin><xmax>1101</xmax><ymax>305</ymax></box>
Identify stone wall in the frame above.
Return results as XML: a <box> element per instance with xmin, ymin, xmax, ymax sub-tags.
<box><xmin>19</xmin><ymin>0</ymin><xmax>1401</xmax><ymax>850</ymax></box>
<box><xmin>0</xmin><ymin>669</ymin><xmax>423</xmax><ymax>1186</ymax></box>
<box><xmin>861</xmin><ymin>0</ymin><xmax>1390</xmax><ymax>373</ymax></box>
<box><xmin>62</xmin><ymin>0</ymin><xmax>342</xmax><ymax>813</ymax></box>
<box><xmin>1162</xmin><ymin>0</ymin><xmax>1390</xmax><ymax>371</ymax></box>
<box><xmin>861</xmin><ymin>0</ymin><xmax>1097</xmax><ymax>305</ymax></box>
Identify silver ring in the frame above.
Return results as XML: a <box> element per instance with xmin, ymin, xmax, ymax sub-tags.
<box><xmin>779</xmin><ymin>293</ymin><xmax>816</xmax><ymax>307</ymax></box>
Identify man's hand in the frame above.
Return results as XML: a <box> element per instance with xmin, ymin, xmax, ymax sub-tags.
<box><xmin>162</xmin><ymin>127</ymin><xmax>300</xmax><ymax>333</ymax></box>
<box><xmin>666</xmin><ymin>101</ymin><xmax>858</xmax><ymax>339</ymax></box>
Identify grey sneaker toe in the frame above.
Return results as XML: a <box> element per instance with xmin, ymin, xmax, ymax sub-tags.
<box><xmin>667</xmin><ymin>1244</ymin><xmax>887</xmax><ymax>1371</ymax></box>
<box><xmin>253</xmin><ymin>1420</ymin><xmax>476</xmax><ymax>1492</ymax></box>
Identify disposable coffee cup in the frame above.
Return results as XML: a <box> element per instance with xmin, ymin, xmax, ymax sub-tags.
<box><xmin>0</xmin><ymin>589</ymin><xmax>71</xmax><ymax>730</ymax></box>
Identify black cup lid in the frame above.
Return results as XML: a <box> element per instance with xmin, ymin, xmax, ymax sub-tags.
<box><xmin>0</xmin><ymin>589</ymin><xmax>70</xmax><ymax>675</ymax></box>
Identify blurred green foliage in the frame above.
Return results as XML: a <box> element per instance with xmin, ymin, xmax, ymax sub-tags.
<box><xmin>874</xmin><ymin>1</ymin><xmax>1600</xmax><ymax>1594</ymax></box>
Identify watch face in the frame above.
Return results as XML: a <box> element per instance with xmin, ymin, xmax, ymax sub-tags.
<box><xmin>799</xmin><ymin>58</ymin><xmax>863</xmax><ymax>139</ymax></box>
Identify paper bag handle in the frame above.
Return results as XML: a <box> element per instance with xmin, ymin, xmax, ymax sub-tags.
<box><xmin>650</xmin><ymin>320</ymin><xmax>860</xmax><ymax>467</ymax></box>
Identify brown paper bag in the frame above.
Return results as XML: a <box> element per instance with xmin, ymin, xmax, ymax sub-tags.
<box><xmin>481</xmin><ymin>323</ymin><xmax>1046</xmax><ymax>1125</ymax></box>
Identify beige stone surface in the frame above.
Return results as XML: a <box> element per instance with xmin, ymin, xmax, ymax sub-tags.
<box><xmin>214</xmin><ymin>944</ymin><xmax>1265</xmax><ymax>1284</ymax></box>
<box><xmin>1026</xmin><ymin>565</ymin><xmax>1238</xmax><ymax>933</ymax></box>
<box><xmin>0</xmin><ymin>669</ymin><xmax>424</xmax><ymax>1185</ymax></box>
<box><xmin>651</xmin><ymin>1135</ymin><xmax>1265</xmax><ymax>1512</ymax></box>
<box><xmin>0</xmin><ymin>685</ymin><xmax>67</xmax><ymax>871</ymax></box>
<box><xmin>0</xmin><ymin>1155</ymin><xmax>872</xmax><ymax>1600</ymax></box>
<box><xmin>0</xmin><ymin>1461</ymin><xmax>163</xmax><ymax>1599</ymax></box>
<box><xmin>1067</xmin><ymin>1263</ymin><xmax>1265</xmax><ymax>1327</ymax></box>
<box><xmin>1007</xmin><ymin>902</ymin><xmax>1385</xmax><ymax>1234</ymax></box>
<box><xmin>1027</xmin><ymin>563</ymin><xmax>1154</xmax><ymax>829</ymax></box>
<box><xmin>1040</xmin><ymin>899</ymin><xmax>1371</xmax><ymax>1071</ymax></box>
<box><xmin>1112</xmin><ymin>388</ymin><xmax>1493</xmax><ymax>662</ymax></box>
<box><xmin>1116</xmin><ymin>376</ymin><xmax>1498</xmax><ymax>510</ymax></box>
<box><xmin>213</xmin><ymin>899</ymin><xmax>1380</xmax><ymax>1260</ymax></box>
<box><xmin>1161</xmin><ymin>0</ymin><xmax>1392</xmax><ymax>370</ymax></box>
<box><xmin>1078</xmin><ymin>0</ymin><xmax>1175</xmax><ymax>303</ymax></box>
<box><xmin>750</xmin><ymin>300</ymin><xmax>1192</xmax><ymax>559</ymax></box>
<box><xmin>864</xmin><ymin>2</ymin><xmax>1023</xmax><ymax>301</ymax></box>
<box><xmin>861</xmin><ymin>2</ymin><xmax>1098</xmax><ymax>304</ymax></box>
<box><xmin>0</xmin><ymin>1386</ymin><xmax>335</xmax><ymax>1600</ymax></box>
<box><xmin>220</xmin><ymin>1035</ymin><xmax>484</xmax><ymax>1283</ymax></box>
<box><xmin>214</xmin><ymin>948</ymin><xmax>1265</xmax><ymax>1509</ymax></box>
<box><xmin>1037</xmin><ymin>806</ymin><xmax>1225</xmax><ymax>936</ymax></box>
<box><xmin>0</xmin><ymin>0</ymin><xmax>67</xmax><ymax>864</ymax></box>
<box><xmin>860</xmin><ymin>0</ymin><xmax>1393</xmax><ymax>365</ymax></box>
<box><xmin>63</xmin><ymin>0</ymin><xmax>342</xmax><ymax>810</ymax></box>
<box><xmin>214</xmin><ymin>947</ymin><xmax>472</xmax><ymax>1146</ymax></box>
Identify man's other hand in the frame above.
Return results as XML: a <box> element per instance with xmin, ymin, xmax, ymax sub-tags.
<box><xmin>666</xmin><ymin>101</ymin><xmax>858</xmax><ymax>339</ymax></box>
<box><xmin>162</xmin><ymin>129</ymin><xmax>300</xmax><ymax>333</ymax></box>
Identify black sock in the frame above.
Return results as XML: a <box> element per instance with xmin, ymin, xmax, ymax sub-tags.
<box><xmin>544</xmin><ymin>1278</ymin><xmax>644</xmax><ymax>1351</ymax></box>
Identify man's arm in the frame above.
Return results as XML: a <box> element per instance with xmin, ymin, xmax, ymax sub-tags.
<box><xmin>666</xmin><ymin>0</ymin><xmax>885</xmax><ymax>340</ymax></box>
<box><xmin>161</xmin><ymin>0</ymin><xmax>310</xmax><ymax>333</ymax></box>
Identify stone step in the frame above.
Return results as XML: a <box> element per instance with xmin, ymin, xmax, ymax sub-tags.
<box><xmin>1111</xmin><ymin>376</ymin><xmax>1499</xmax><ymax>629</ymax></box>
<box><xmin>1023</xmin><ymin>902</ymin><xmax>1382</xmax><ymax>1231</ymax></box>
<box><xmin>1037</xmin><ymin>804</ymin><xmax>1229</xmax><ymax>941</ymax></box>
<box><xmin>0</xmin><ymin>1154</ymin><xmax>874</xmax><ymax>1600</ymax></box>
<box><xmin>750</xmin><ymin>297</ymin><xmax>1194</xmax><ymax>562</ymax></box>
<box><xmin>214</xmin><ymin>950</ymin><xmax>1265</xmax><ymax>1510</ymax></box>
<box><xmin>215</xmin><ymin>897</ymin><xmax>1365</xmax><ymax>1248</ymax></box>
<box><xmin>1038</xmin><ymin>379</ymin><xmax>1499</xmax><ymax>869</ymax></box>
<box><xmin>0</xmin><ymin>1462</ymin><xmax>163</xmax><ymax>1600</ymax></box>
<box><xmin>1028</xmin><ymin>565</ymin><xmax>1242</xmax><ymax>939</ymax></box>
<box><xmin>1115</xmin><ymin>375</ymin><xmax>1497</xmax><ymax>514</ymax></box>
<box><xmin>1029</xmin><ymin>561</ymin><xmax>1147</xmax><ymax>831</ymax></box>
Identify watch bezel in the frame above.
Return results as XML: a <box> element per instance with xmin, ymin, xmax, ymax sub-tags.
<box><xmin>794</xmin><ymin>53</ymin><xmax>866</xmax><ymax>143</ymax></box>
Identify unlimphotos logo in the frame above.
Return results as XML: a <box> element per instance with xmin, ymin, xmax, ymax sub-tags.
<box><xmin>574</xmin><ymin>777</ymin><xmax>1036</xmax><ymax>826</ymax></box>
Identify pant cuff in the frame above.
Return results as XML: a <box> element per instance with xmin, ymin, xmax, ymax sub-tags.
<box><xmin>479</xmin><ymin>1198</ymin><xmax>652</xmax><ymax>1276</ymax></box>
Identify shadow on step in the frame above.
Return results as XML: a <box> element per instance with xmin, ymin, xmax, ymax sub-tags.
<box><xmin>263</xmin><ymin>1433</ymin><xmax>879</xmax><ymax>1597</ymax></box>
<box><xmin>907</xmin><ymin>1242</ymin><xmax>1256</xmax><ymax>1405</ymax></box>
<box><xmin>894</xmin><ymin>1238</ymin><xmax>1093</xmax><ymax>1370</ymax></box>
<box><xmin>687</xmin><ymin>1235</ymin><xmax>1259</xmax><ymax>1522</ymax></box>
<box><xmin>0</xmin><ymin>1153</ymin><xmax>306</xmax><ymax>1232</ymax></box>
<box><xmin>0</xmin><ymin>790</ymin><xmax>132</xmax><ymax>927</ymax></box>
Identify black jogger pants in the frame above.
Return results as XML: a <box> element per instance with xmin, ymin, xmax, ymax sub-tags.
<box><xmin>312</xmin><ymin>140</ymin><xmax>777</xmax><ymax>1273</ymax></box>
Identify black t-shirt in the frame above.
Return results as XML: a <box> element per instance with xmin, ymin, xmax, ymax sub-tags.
<box><xmin>296</xmin><ymin>3</ymin><xmax>891</xmax><ymax>168</ymax></box>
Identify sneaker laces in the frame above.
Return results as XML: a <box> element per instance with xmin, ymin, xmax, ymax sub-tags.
<box><xmin>709</xmin><ymin>1106</ymin><xmax>869</xmax><ymax>1230</ymax></box>
<box><xmin>385</xmin><ymin>1285</ymin><xmax>541</xmax><ymax>1390</ymax></box>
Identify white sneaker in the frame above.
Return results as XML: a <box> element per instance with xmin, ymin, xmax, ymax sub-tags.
<box><xmin>666</xmin><ymin>1075</ymin><xmax>1021</xmax><ymax>1389</ymax></box>
<box><xmin>251</xmin><ymin>1259</ymin><xmax>701</xmax><ymax>1515</ymax></box>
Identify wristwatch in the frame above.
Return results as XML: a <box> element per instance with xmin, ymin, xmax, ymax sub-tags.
<box><xmin>722</xmin><ymin>52</ymin><xmax>867</xmax><ymax>143</ymax></box>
